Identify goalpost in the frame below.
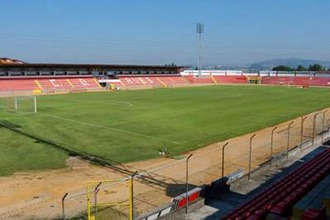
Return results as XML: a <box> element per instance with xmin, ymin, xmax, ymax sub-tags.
<box><xmin>0</xmin><ymin>95</ymin><xmax>37</xmax><ymax>113</ymax></box>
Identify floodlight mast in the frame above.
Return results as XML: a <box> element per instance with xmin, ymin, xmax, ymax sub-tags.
<box><xmin>196</xmin><ymin>22</ymin><xmax>204</xmax><ymax>76</ymax></box>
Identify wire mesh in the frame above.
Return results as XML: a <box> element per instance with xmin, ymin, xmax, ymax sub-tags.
<box><xmin>1</xmin><ymin>109</ymin><xmax>329</xmax><ymax>219</ymax></box>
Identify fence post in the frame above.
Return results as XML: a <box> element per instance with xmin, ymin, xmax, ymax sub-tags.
<box><xmin>287</xmin><ymin>121</ymin><xmax>294</xmax><ymax>158</ymax></box>
<box><xmin>34</xmin><ymin>96</ymin><xmax>37</xmax><ymax>113</ymax></box>
<box><xmin>14</xmin><ymin>96</ymin><xmax>17</xmax><ymax>112</ymax></box>
<box><xmin>322</xmin><ymin>110</ymin><xmax>328</xmax><ymax>143</ymax></box>
<box><xmin>248</xmin><ymin>134</ymin><xmax>256</xmax><ymax>180</ymax></box>
<box><xmin>312</xmin><ymin>113</ymin><xmax>320</xmax><ymax>145</ymax></box>
<box><xmin>94</xmin><ymin>182</ymin><xmax>102</xmax><ymax>218</ymax></box>
<box><xmin>129</xmin><ymin>171</ymin><xmax>138</xmax><ymax>220</ymax></box>
<box><xmin>322</xmin><ymin>110</ymin><xmax>328</xmax><ymax>132</ymax></box>
<box><xmin>62</xmin><ymin>193</ymin><xmax>68</xmax><ymax>220</ymax></box>
<box><xmin>87</xmin><ymin>183</ymin><xmax>91</xmax><ymax>220</ymax></box>
<box><xmin>300</xmin><ymin>116</ymin><xmax>307</xmax><ymax>151</ymax></box>
<box><xmin>221</xmin><ymin>142</ymin><xmax>229</xmax><ymax>178</ymax></box>
<box><xmin>270</xmin><ymin>126</ymin><xmax>277</xmax><ymax>164</ymax></box>
<box><xmin>185</xmin><ymin>154</ymin><xmax>193</xmax><ymax>214</ymax></box>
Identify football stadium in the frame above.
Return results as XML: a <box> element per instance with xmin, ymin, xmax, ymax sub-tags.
<box><xmin>0</xmin><ymin>58</ymin><xmax>330</xmax><ymax>219</ymax></box>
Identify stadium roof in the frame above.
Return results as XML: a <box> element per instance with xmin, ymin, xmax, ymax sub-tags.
<box><xmin>0</xmin><ymin>58</ymin><xmax>26</xmax><ymax>65</ymax></box>
<box><xmin>0</xmin><ymin>58</ymin><xmax>181</xmax><ymax>70</ymax></box>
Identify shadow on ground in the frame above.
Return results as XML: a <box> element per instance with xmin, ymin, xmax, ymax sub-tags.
<box><xmin>166</xmin><ymin>183</ymin><xmax>198</xmax><ymax>198</ymax></box>
<box><xmin>202</xmin><ymin>146</ymin><xmax>326</xmax><ymax>219</ymax></box>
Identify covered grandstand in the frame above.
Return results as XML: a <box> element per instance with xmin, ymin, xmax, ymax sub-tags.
<box><xmin>0</xmin><ymin>58</ymin><xmax>182</xmax><ymax>77</ymax></box>
<box><xmin>1</xmin><ymin>58</ymin><xmax>330</xmax><ymax>94</ymax></box>
<box><xmin>0</xmin><ymin>58</ymin><xmax>183</xmax><ymax>94</ymax></box>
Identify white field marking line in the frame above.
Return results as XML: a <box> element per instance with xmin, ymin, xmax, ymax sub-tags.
<box><xmin>0</xmin><ymin>110</ymin><xmax>34</xmax><ymax>116</ymax></box>
<box><xmin>16</xmin><ymin>112</ymin><xmax>36</xmax><ymax>116</ymax></box>
<box><xmin>46</xmin><ymin>96</ymin><xmax>133</xmax><ymax>107</ymax></box>
<box><xmin>39</xmin><ymin>101</ymin><xmax>132</xmax><ymax>109</ymax></box>
<box><xmin>98</xmin><ymin>110</ymin><xmax>183</xmax><ymax>128</ymax></box>
<box><xmin>118</xmin><ymin>101</ymin><xmax>133</xmax><ymax>107</ymax></box>
<box><xmin>38</xmin><ymin>112</ymin><xmax>182</xmax><ymax>145</ymax></box>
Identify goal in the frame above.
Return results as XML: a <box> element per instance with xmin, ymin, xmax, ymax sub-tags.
<box><xmin>0</xmin><ymin>95</ymin><xmax>37</xmax><ymax>113</ymax></box>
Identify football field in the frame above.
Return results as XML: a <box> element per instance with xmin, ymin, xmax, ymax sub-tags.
<box><xmin>1</xmin><ymin>85</ymin><xmax>330</xmax><ymax>176</ymax></box>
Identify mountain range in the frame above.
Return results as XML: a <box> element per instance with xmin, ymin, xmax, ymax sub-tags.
<box><xmin>248</xmin><ymin>58</ymin><xmax>330</xmax><ymax>70</ymax></box>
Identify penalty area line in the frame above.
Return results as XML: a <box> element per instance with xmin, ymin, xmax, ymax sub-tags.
<box><xmin>46</xmin><ymin>96</ymin><xmax>133</xmax><ymax>108</ymax></box>
<box><xmin>38</xmin><ymin>113</ymin><xmax>182</xmax><ymax>145</ymax></box>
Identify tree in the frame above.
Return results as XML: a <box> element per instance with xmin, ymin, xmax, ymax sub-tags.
<box><xmin>165</xmin><ymin>63</ymin><xmax>177</xmax><ymax>67</ymax></box>
<box><xmin>308</xmin><ymin>64</ymin><xmax>324</xmax><ymax>71</ymax></box>
<box><xmin>272</xmin><ymin>65</ymin><xmax>294</xmax><ymax>71</ymax></box>
<box><xmin>296</xmin><ymin>65</ymin><xmax>307</xmax><ymax>71</ymax></box>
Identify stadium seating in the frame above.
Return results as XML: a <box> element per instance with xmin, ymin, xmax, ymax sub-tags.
<box><xmin>106</xmin><ymin>74</ymin><xmax>330</xmax><ymax>89</ymax></box>
<box><xmin>110</xmin><ymin>76</ymin><xmax>190</xmax><ymax>89</ymax></box>
<box><xmin>156</xmin><ymin>76</ymin><xmax>189</xmax><ymax>87</ymax></box>
<box><xmin>212</xmin><ymin>75</ymin><xmax>248</xmax><ymax>84</ymax></box>
<box><xmin>184</xmin><ymin>75</ymin><xmax>215</xmax><ymax>84</ymax></box>
<box><xmin>37</xmin><ymin>78</ymin><xmax>73</xmax><ymax>92</ymax></box>
<box><xmin>108</xmin><ymin>80</ymin><xmax>123</xmax><ymax>88</ymax></box>
<box><xmin>2</xmin><ymin>74</ymin><xmax>330</xmax><ymax>95</ymax></box>
<box><xmin>292</xmin><ymin>175</ymin><xmax>330</xmax><ymax>219</ymax></box>
<box><xmin>67</xmin><ymin>77</ymin><xmax>101</xmax><ymax>90</ymax></box>
<box><xmin>0</xmin><ymin>76</ymin><xmax>102</xmax><ymax>94</ymax></box>
<box><xmin>222</xmin><ymin>148</ymin><xmax>330</xmax><ymax>219</ymax></box>
<box><xmin>0</xmin><ymin>79</ymin><xmax>37</xmax><ymax>91</ymax></box>
<box><xmin>117</xmin><ymin>76</ymin><xmax>163</xmax><ymax>88</ymax></box>
<box><xmin>261</xmin><ymin>76</ymin><xmax>293</xmax><ymax>85</ymax></box>
<box><xmin>261</xmin><ymin>76</ymin><xmax>330</xmax><ymax>87</ymax></box>
<box><xmin>303</xmin><ymin>77</ymin><xmax>330</xmax><ymax>86</ymax></box>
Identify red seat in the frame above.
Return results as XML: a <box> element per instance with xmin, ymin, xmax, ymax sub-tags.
<box><xmin>222</xmin><ymin>148</ymin><xmax>330</xmax><ymax>219</ymax></box>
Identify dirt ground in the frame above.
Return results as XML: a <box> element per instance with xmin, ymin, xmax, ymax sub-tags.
<box><xmin>0</xmin><ymin>108</ymin><xmax>329</xmax><ymax>219</ymax></box>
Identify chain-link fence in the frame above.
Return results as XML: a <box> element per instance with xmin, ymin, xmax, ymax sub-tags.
<box><xmin>131</xmin><ymin>108</ymin><xmax>330</xmax><ymax>219</ymax></box>
<box><xmin>86</xmin><ymin>179</ymin><xmax>131</xmax><ymax>220</ymax></box>
<box><xmin>0</xmin><ymin>109</ymin><xmax>329</xmax><ymax>220</ymax></box>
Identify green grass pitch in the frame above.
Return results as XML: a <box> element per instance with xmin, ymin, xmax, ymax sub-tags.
<box><xmin>1</xmin><ymin>85</ymin><xmax>330</xmax><ymax>176</ymax></box>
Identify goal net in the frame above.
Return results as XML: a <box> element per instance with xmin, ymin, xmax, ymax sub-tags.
<box><xmin>0</xmin><ymin>96</ymin><xmax>37</xmax><ymax>113</ymax></box>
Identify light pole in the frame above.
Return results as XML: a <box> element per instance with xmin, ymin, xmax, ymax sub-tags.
<box><xmin>186</xmin><ymin>154</ymin><xmax>193</xmax><ymax>214</ymax></box>
<box><xmin>287</xmin><ymin>121</ymin><xmax>294</xmax><ymax>158</ymax></box>
<box><xmin>221</xmin><ymin>142</ymin><xmax>229</xmax><ymax>178</ymax></box>
<box><xmin>196</xmin><ymin>22</ymin><xmax>204</xmax><ymax>76</ymax></box>
<box><xmin>248</xmin><ymin>134</ymin><xmax>256</xmax><ymax>180</ymax></box>
<box><xmin>312</xmin><ymin>113</ymin><xmax>320</xmax><ymax>145</ymax></box>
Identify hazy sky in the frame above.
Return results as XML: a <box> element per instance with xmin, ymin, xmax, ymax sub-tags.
<box><xmin>1</xmin><ymin>0</ymin><xmax>329</xmax><ymax>66</ymax></box>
